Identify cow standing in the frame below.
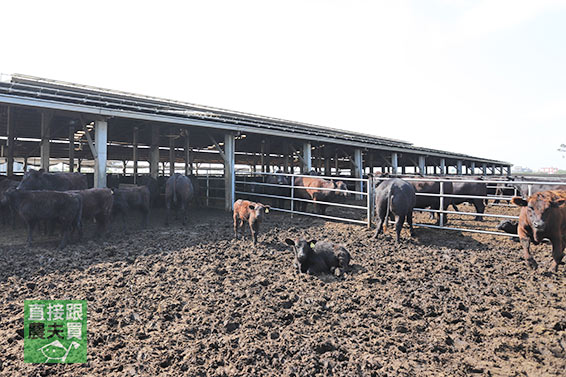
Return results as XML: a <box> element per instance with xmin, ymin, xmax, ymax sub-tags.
<box><xmin>374</xmin><ymin>178</ymin><xmax>416</xmax><ymax>242</ymax></box>
<box><xmin>294</xmin><ymin>176</ymin><xmax>348</xmax><ymax>214</ymax></box>
<box><xmin>412</xmin><ymin>180</ymin><xmax>453</xmax><ymax>224</ymax></box>
<box><xmin>4</xmin><ymin>189</ymin><xmax>82</xmax><ymax>249</ymax></box>
<box><xmin>17</xmin><ymin>169</ymin><xmax>88</xmax><ymax>191</ymax></box>
<box><xmin>265</xmin><ymin>171</ymin><xmax>290</xmax><ymax>208</ymax></box>
<box><xmin>511</xmin><ymin>190</ymin><xmax>566</xmax><ymax>271</ymax></box>
<box><xmin>69</xmin><ymin>188</ymin><xmax>114</xmax><ymax>238</ymax></box>
<box><xmin>165</xmin><ymin>173</ymin><xmax>194</xmax><ymax>226</ymax></box>
<box><xmin>233</xmin><ymin>199</ymin><xmax>271</xmax><ymax>245</ymax></box>
<box><xmin>284</xmin><ymin>238</ymin><xmax>351</xmax><ymax>275</ymax></box>
<box><xmin>112</xmin><ymin>186</ymin><xmax>151</xmax><ymax>230</ymax></box>
<box><xmin>137</xmin><ymin>176</ymin><xmax>160</xmax><ymax>208</ymax></box>
<box><xmin>450</xmin><ymin>180</ymin><xmax>487</xmax><ymax>221</ymax></box>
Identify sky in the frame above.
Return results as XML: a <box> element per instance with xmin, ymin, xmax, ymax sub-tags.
<box><xmin>1</xmin><ymin>0</ymin><xmax>565</xmax><ymax>170</ymax></box>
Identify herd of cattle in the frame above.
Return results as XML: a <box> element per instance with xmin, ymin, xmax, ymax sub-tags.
<box><xmin>0</xmin><ymin>169</ymin><xmax>565</xmax><ymax>273</ymax></box>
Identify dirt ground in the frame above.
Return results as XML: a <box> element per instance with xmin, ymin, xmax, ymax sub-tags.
<box><xmin>0</xmin><ymin>201</ymin><xmax>565</xmax><ymax>376</ymax></box>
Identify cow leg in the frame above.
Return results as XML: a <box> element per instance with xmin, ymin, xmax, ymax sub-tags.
<box><xmin>395</xmin><ymin>214</ymin><xmax>405</xmax><ymax>242</ymax></box>
<box><xmin>165</xmin><ymin>202</ymin><xmax>171</xmax><ymax>226</ymax></box>
<box><xmin>407</xmin><ymin>210</ymin><xmax>415</xmax><ymax>237</ymax></box>
<box><xmin>26</xmin><ymin>220</ymin><xmax>35</xmax><ymax>247</ymax></box>
<box><xmin>519</xmin><ymin>237</ymin><xmax>537</xmax><ymax>269</ymax></box>
<box><xmin>473</xmin><ymin>199</ymin><xmax>485</xmax><ymax>221</ymax></box>
<box><xmin>182</xmin><ymin>202</ymin><xmax>188</xmax><ymax>226</ymax></box>
<box><xmin>373</xmin><ymin>210</ymin><xmax>385</xmax><ymax>238</ymax></box>
<box><xmin>233</xmin><ymin>215</ymin><xmax>238</xmax><ymax>239</ymax></box>
<box><xmin>550</xmin><ymin>239</ymin><xmax>564</xmax><ymax>272</ymax></box>
<box><xmin>249</xmin><ymin>221</ymin><xmax>257</xmax><ymax>246</ymax></box>
<box><xmin>58</xmin><ymin>229</ymin><xmax>70</xmax><ymax>249</ymax></box>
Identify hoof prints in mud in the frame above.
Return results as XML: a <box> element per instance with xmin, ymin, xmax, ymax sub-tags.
<box><xmin>0</xmin><ymin>208</ymin><xmax>565</xmax><ymax>376</ymax></box>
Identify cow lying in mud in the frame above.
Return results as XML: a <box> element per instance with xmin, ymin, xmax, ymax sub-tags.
<box><xmin>284</xmin><ymin>238</ymin><xmax>351</xmax><ymax>275</ymax></box>
<box><xmin>3</xmin><ymin>189</ymin><xmax>82</xmax><ymax>249</ymax></box>
<box><xmin>511</xmin><ymin>190</ymin><xmax>566</xmax><ymax>271</ymax></box>
<box><xmin>374</xmin><ymin>178</ymin><xmax>416</xmax><ymax>242</ymax></box>
<box><xmin>294</xmin><ymin>177</ymin><xmax>349</xmax><ymax>215</ymax></box>
<box><xmin>233</xmin><ymin>199</ymin><xmax>271</xmax><ymax>245</ymax></box>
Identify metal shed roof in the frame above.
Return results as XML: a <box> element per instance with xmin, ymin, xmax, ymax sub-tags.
<box><xmin>0</xmin><ymin>74</ymin><xmax>510</xmax><ymax>165</ymax></box>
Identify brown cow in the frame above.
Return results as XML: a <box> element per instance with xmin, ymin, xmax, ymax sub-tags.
<box><xmin>511</xmin><ymin>190</ymin><xmax>566</xmax><ymax>271</ymax></box>
<box><xmin>294</xmin><ymin>177</ymin><xmax>347</xmax><ymax>214</ymax></box>
<box><xmin>233</xmin><ymin>199</ymin><xmax>271</xmax><ymax>245</ymax></box>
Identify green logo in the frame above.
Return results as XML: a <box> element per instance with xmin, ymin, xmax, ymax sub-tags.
<box><xmin>24</xmin><ymin>300</ymin><xmax>87</xmax><ymax>363</ymax></box>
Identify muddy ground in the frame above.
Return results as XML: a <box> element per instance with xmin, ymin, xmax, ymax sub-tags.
<box><xmin>0</xmin><ymin>202</ymin><xmax>565</xmax><ymax>376</ymax></box>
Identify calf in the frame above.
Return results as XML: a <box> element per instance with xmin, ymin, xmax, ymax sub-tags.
<box><xmin>69</xmin><ymin>188</ymin><xmax>114</xmax><ymax>238</ymax></box>
<box><xmin>4</xmin><ymin>189</ymin><xmax>82</xmax><ymax>249</ymax></box>
<box><xmin>112</xmin><ymin>186</ymin><xmax>151</xmax><ymax>230</ymax></box>
<box><xmin>284</xmin><ymin>238</ymin><xmax>351</xmax><ymax>275</ymax></box>
<box><xmin>233</xmin><ymin>199</ymin><xmax>271</xmax><ymax>245</ymax></box>
<box><xmin>374</xmin><ymin>178</ymin><xmax>416</xmax><ymax>242</ymax></box>
<box><xmin>17</xmin><ymin>169</ymin><xmax>88</xmax><ymax>191</ymax></box>
<box><xmin>496</xmin><ymin>219</ymin><xmax>519</xmax><ymax>242</ymax></box>
<box><xmin>511</xmin><ymin>190</ymin><xmax>566</xmax><ymax>271</ymax></box>
<box><xmin>165</xmin><ymin>174</ymin><xmax>194</xmax><ymax>226</ymax></box>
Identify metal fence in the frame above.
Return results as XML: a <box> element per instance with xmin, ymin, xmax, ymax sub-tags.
<box><xmin>234</xmin><ymin>171</ymin><xmax>372</xmax><ymax>226</ymax></box>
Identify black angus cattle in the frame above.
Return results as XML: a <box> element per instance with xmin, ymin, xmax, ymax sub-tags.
<box><xmin>0</xmin><ymin>177</ymin><xmax>19</xmax><ymax>227</ymax></box>
<box><xmin>4</xmin><ymin>189</ymin><xmax>82</xmax><ymax>249</ymax></box>
<box><xmin>265</xmin><ymin>170</ymin><xmax>290</xmax><ymax>209</ymax></box>
<box><xmin>450</xmin><ymin>180</ymin><xmax>487</xmax><ymax>221</ymax></box>
<box><xmin>284</xmin><ymin>238</ymin><xmax>351</xmax><ymax>275</ymax></box>
<box><xmin>412</xmin><ymin>180</ymin><xmax>453</xmax><ymax>224</ymax></box>
<box><xmin>374</xmin><ymin>178</ymin><xmax>416</xmax><ymax>242</ymax></box>
<box><xmin>69</xmin><ymin>188</ymin><xmax>114</xmax><ymax>238</ymax></box>
<box><xmin>508</xmin><ymin>177</ymin><xmax>566</xmax><ymax>197</ymax></box>
<box><xmin>165</xmin><ymin>173</ymin><xmax>194</xmax><ymax>226</ymax></box>
<box><xmin>112</xmin><ymin>186</ymin><xmax>151</xmax><ymax>230</ymax></box>
<box><xmin>137</xmin><ymin>176</ymin><xmax>160</xmax><ymax>207</ymax></box>
<box><xmin>18</xmin><ymin>169</ymin><xmax>88</xmax><ymax>191</ymax></box>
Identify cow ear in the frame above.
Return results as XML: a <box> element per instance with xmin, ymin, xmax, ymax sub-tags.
<box><xmin>308</xmin><ymin>240</ymin><xmax>317</xmax><ymax>248</ymax></box>
<box><xmin>551</xmin><ymin>199</ymin><xmax>565</xmax><ymax>208</ymax></box>
<box><xmin>248</xmin><ymin>205</ymin><xmax>255</xmax><ymax>210</ymax></box>
<box><xmin>511</xmin><ymin>197</ymin><xmax>528</xmax><ymax>207</ymax></box>
<box><xmin>284</xmin><ymin>238</ymin><xmax>295</xmax><ymax>246</ymax></box>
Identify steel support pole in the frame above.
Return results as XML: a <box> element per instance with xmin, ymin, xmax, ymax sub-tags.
<box><xmin>224</xmin><ymin>134</ymin><xmax>235</xmax><ymax>212</ymax></box>
<box><xmin>40</xmin><ymin>112</ymin><xmax>51</xmax><ymax>172</ymax></box>
<box><xmin>150</xmin><ymin>125</ymin><xmax>160</xmax><ymax>178</ymax></box>
<box><xmin>440</xmin><ymin>158</ymin><xmax>446</xmax><ymax>175</ymax></box>
<box><xmin>6</xmin><ymin>107</ymin><xmax>14</xmax><ymax>176</ymax></box>
<box><xmin>354</xmin><ymin>148</ymin><xmax>363</xmax><ymax>199</ymax></box>
<box><xmin>482</xmin><ymin>163</ymin><xmax>487</xmax><ymax>176</ymax></box>
<box><xmin>302</xmin><ymin>142</ymin><xmax>312</xmax><ymax>173</ymax></box>
<box><xmin>184</xmin><ymin>131</ymin><xmax>191</xmax><ymax>175</ymax></box>
<box><xmin>169</xmin><ymin>131</ymin><xmax>175</xmax><ymax>176</ymax></box>
<box><xmin>418</xmin><ymin>156</ymin><xmax>426</xmax><ymax>175</ymax></box>
<box><xmin>68</xmin><ymin>126</ymin><xmax>75</xmax><ymax>172</ymax></box>
<box><xmin>470</xmin><ymin>162</ymin><xmax>476</xmax><ymax>175</ymax></box>
<box><xmin>94</xmin><ymin>120</ymin><xmax>107</xmax><ymax>188</ymax></box>
<box><xmin>391</xmin><ymin>152</ymin><xmax>398</xmax><ymax>175</ymax></box>
<box><xmin>283</xmin><ymin>141</ymin><xmax>289</xmax><ymax>173</ymax></box>
<box><xmin>457</xmin><ymin>160</ymin><xmax>463</xmax><ymax>175</ymax></box>
<box><xmin>133</xmin><ymin>127</ymin><xmax>138</xmax><ymax>183</ymax></box>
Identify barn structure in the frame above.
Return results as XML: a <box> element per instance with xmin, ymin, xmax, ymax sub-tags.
<box><xmin>0</xmin><ymin>74</ymin><xmax>511</xmax><ymax>211</ymax></box>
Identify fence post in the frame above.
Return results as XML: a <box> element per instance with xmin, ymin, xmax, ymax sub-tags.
<box><xmin>527</xmin><ymin>184</ymin><xmax>532</xmax><ymax>197</ymax></box>
<box><xmin>366</xmin><ymin>178</ymin><xmax>371</xmax><ymax>228</ymax></box>
<box><xmin>290</xmin><ymin>174</ymin><xmax>295</xmax><ymax>218</ymax></box>
<box><xmin>206</xmin><ymin>173</ymin><xmax>210</xmax><ymax>207</ymax></box>
<box><xmin>439</xmin><ymin>180</ymin><xmax>444</xmax><ymax>227</ymax></box>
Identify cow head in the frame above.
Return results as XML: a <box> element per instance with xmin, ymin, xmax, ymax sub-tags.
<box><xmin>17</xmin><ymin>169</ymin><xmax>44</xmax><ymax>190</ymax></box>
<box><xmin>512</xmin><ymin>193</ymin><xmax>565</xmax><ymax>232</ymax></box>
<box><xmin>248</xmin><ymin>202</ymin><xmax>271</xmax><ymax>221</ymax></box>
<box><xmin>334</xmin><ymin>181</ymin><xmax>349</xmax><ymax>198</ymax></box>
<box><xmin>273</xmin><ymin>170</ymin><xmax>289</xmax><ymax>185</ymax></box>
<box><xmin>285</xmin><ymin>238</ymin><xmax>317</xmax><ymax>264</ymax></box>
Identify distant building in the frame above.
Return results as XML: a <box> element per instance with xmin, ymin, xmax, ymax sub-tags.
<box><xmin>512</xmin><ymin>166</ymin><xmax>533</xmax><ymax>174</ymax></box>
<box><xmin>539</xmin><ymin>167</ymin><xmax>559</xmax><ymax>174</ymax></box>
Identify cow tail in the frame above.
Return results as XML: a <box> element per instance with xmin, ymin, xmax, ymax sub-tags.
<box><xmin>173</xmin><ymin>174</ymin><xmax>177</xmax><ymax>205</ymax></box>
<box><xmin>384</xmin><ymin>185</ymin><xmax>393</xmax><ymax>232</ymax></box>
<box><xmin>75</xmin><ymin>195</ymin><xmax>83</xmax><ymax>234</ymax></box>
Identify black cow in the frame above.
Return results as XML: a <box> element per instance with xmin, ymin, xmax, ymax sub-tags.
<box><xmin>0</xmin><ymin>177</ymin><xmax>18</xmax><ymax>227</ymax></box>
<box><xmin>69</xmin><ymin>188</ymin><xmax>114</xmax><ymax>238</ymax></box>
<box><xmin>412</xmin><ymin>180</ymin><xmax>453</xmax><ymax>224</ymax></box>
<box><xmin>112</xmin><ymin>186</ymin><xmax>151</xmax><ymax>230</ymax></box>
<box><xmin>450</xmin><ymin>180</ymin><xmax>487</xmax><ymax>221</ymax></box>
<box><xmin>4</xmin><ymin>189</ymin><xmax>82</xmax><ymax>249</ymax></box>
<box><xmin>265</xmin><ymin>170</ymin><xmax>290</xmax><ymax>208</ymax></box>
<box><xmin>508</xmin><ymin>177</ymin><xmax>566</xmax><ymax>197</ymax></box>
<box><xmin>165</xmin><ymin>173</ymin><xmax>194</xmax><ymax>226</ymax></box>
<box><xmin>18</xmin><ymin>169</ymin><xmax>88</xmax><ymax>191</ymax></box>
<box><xmin>374</xmin><ymin>178</ymin><xmax>416</xmax><ymax>242</ymax></box>
<box><xmin>284</xmin><ymin>238</ymin><xmax>351</xmax><ymax>275</ymax></box>
<box><xmin>137</xmin><ymin>176</ymin><xmax>160</xmax><ymax>208</ymax></box>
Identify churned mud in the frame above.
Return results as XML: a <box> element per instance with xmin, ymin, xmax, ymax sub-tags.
<box><xmin>0</xmin><ymin>203</ymin><xmax>565</xmax><ymax>376</ymax></box>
